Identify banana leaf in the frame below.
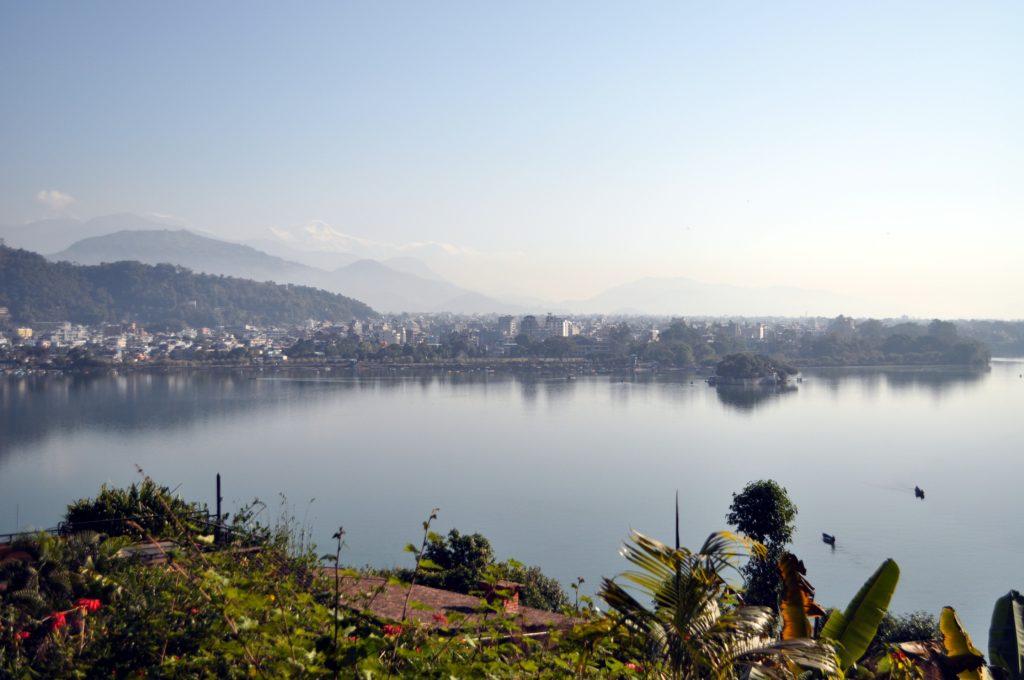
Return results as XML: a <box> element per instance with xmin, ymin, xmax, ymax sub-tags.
<box><xmin>778</xmin><ymin>553</ymin><xmax>825</xmax><ymax>641</ymax></box>
<box><xmin>940</xmin><ymin>606</ymin><xmax>993</xmax><ymax>680</ymax></box>
<box><xmin>820</xmin><ymin>558</ymin><xmax>899</xmax><ymax>670</ymax></box>
<box><xmin>990</xmin><ymin>590</ymin><xmax>1024</xmax><ymax>679</ymax></box>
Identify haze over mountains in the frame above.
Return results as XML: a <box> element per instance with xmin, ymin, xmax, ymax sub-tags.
<box><xmin>0</xmin><ymin>213</ymin><xmax>181</xmax><ymax>254</ymax></box>
<box><xmin>573</xmin><ymin>277</ymin><xmax>857</xmax><ymax>317</ymax></box>
<box><xmin>46</xmin><ymin>228</ymin><xmax>518</xmax><ymax>315</ymax></box>
<box><xmin>3</xmin><ymin>213</ymin><xmax>865</xmax><ymax>317</ymax></box>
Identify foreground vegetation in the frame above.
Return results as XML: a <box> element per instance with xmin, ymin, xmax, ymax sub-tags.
<box><xmin>1</xmin><ymin>478</ymin><xmax>1020</xmax><ymax>678</ymax></box>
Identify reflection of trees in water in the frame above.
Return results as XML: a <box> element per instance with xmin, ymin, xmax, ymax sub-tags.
<box><xmin>715</xmin><ymin>384</ymin><xmax>798</xmax><ymax>412</ymax></box>
<box><xmin>0</xmin><ymin>371</ymin><xmax>360</xmax><ymax>457</ymax></box>
<box><xmin>512</xmin><ymin>376</ymin><xmax>581</xmax><ymax>404</ymax></box>
<box><xmin>881</xmin><ymin>367</ymin><xmax>987</xmax><ymax>393</ymax></box>
<box><xmin>540</xmin><ymin>377</ymin><xmax>577</xmax><ymax>402</ymax></box>
<box><xmin>0</xmin><ymin>370</ymin><xmax>585</xmax><ymax>457</ymax></box>
<box><xmin>806</xmin><ymin>366</ymin><xmax>988</xmax><ymax>397</ymax></box>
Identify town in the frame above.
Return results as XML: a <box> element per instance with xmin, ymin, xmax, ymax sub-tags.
<box><xmin>0</xmin><ymin>307</ymin><xmax>997</xmax><ymax>374</ymax></box>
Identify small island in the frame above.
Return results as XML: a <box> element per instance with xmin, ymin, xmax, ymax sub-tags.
<box><xmin>711</xmin><ymin>353</ymin><xmax>798</xmax><ymax>386</ymax></box>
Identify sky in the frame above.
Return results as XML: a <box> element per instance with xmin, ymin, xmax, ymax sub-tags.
<box><xmin>1</xmin><ymin>2</ymin><xmax>1022</xmax><ymax>317</ymax></box>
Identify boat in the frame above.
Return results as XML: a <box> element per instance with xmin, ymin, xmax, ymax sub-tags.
<box><xmin>915</xmin><ymin>486</ymin><xmax>925</xmax><ymax>499</ymax></box>
<box><xmin>822</xmin><ymin>533</ymin><xmax>836</xmax><ymax>546</ymax></box>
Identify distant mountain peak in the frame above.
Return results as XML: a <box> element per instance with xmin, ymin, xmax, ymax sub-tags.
<box><xmin>266</xmin><ymin>221</ymin><xmax>472</xmax><ymax>259</ymax></box>
<box><xmin>0</xmin><ymin>212</ymin><xmax>183</xmax><ymax>254</ymax></box>
<box><xmin>51</xmin><ymin>229</ymin><xmax>519</xmax><ymax>315</ymax></box>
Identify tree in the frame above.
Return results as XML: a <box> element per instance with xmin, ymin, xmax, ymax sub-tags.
<box><xmin>539</xmin><ymin>336</ymin><xmax>573</xmax><ymax>358</ymax></box>
<box><xmin>715</xmin><ymin>353</ymin><xmax>796</xmax><ymax>380</ymax></box>
<box><xmin>606</xmin><ymin>323</ymin><xmax>633</xmax><ymax>358</ymax></box>
<box><xmin>489</xmin><ymin>560</ymin><xmax>569</xmax><ymax>612</ymax></box>
<box><xmin>727</xmin><ymin>480</ymin><xmax>798</xmax><ymax>606</ymax></box>
<box><xmin>416</xmin><ymin>530</ymin><xmax>568</xmax><ymax>611</ymax></box>
<box><xmin>869</xmin><ymin>610</ymin><xmax>940</xmax><ymax>655</ymax></box>
<box><xmin>928</xmin><ymin>319</ymin><xmax>958</xmax><ymax>343</ymax></box>
<box><xmin>421</xmin><ymin>530</ymin><xmax>494</xmax><ymax>593</ymax></box>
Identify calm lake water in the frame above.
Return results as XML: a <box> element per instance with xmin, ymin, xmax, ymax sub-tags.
<box><xmin>2</xmin><ymin>360</ymin><xmax>1023</xmax><ymax>639</ymax></box>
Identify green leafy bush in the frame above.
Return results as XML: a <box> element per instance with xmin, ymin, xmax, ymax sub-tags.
<box><xmin>64</xmin><ymin>478</ymin><xmax>208</xmax><ymax>538</ymax></box>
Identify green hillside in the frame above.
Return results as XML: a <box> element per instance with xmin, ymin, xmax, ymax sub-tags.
<box><xmin>0</xmin><ymin>245</ymin><xmax>375</xmax><ymax>326</ymax></box>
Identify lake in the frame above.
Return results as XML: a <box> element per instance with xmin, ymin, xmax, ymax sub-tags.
<box><xmin>2</xmin><ymin>360</ymin><xmax>1022</xmax><ymax>640</ymax></box>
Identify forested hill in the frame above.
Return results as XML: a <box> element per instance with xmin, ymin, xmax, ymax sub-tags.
<box><xmin>0</xmin><ymin>246</ymin><xmax>375</xmax><ymax>326</ymax></box>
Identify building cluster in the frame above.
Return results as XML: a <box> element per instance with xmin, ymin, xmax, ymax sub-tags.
<box><xmin>0</xmin><ymin>304</ymin><xmax>849</xmax><ymax>372</ymax></box>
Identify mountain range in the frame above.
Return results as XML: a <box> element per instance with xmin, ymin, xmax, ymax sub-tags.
<box><xmin>48</xmin><ymin>228</ymin><xmax>519</xmax><ymax>314</ymax></box>
<box><xmin>0</xmin><ymin>213</ymin><xmax>182</xmax><ymax>254</ymax></box>
<box><xmin>4</xmin><ymin>213</ymin><xmax>860</xmax><ymax>318</ymax></box>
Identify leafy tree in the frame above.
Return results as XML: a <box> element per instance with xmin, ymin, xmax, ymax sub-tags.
<box><xmin>716</xmin><ymin>353</ymin><xmax>796</xmax><ymax>380</ymax></box>
<box><xmin>421</xmin><ymin>530</ymin><xmax>494</xmax><ymax>593</ymax></box>
<box><xmin>727</xmin><ymin>480</ymin><xmax>798</xmax><ymax>606</ymax></box>
<box><xmin>413</xmin><ymin>530</ymin><xmax>569</xmax><ymax>612</ymax></box>
<box><xmin>605</xmin><ymin>323</ymin><xmax>634</xmax><ymax>358</ymax></box>
<box><xmin>489</xmin><ymin>560</ymin><xmax>569</xmax><ymax>612</ymax></box>
<box><xmin>869</xmin><ymin>610</ymin><xmax>940</xmax><ymax>655</ymax></box>
<box><xmin>928</xmin><ymin>319</ymin><xmax>958</xmax><ymax>343</ymax></box>
<box><xmin>538</xmin><ymin>336</ymin><xmax>574</xmax><ymax>358</ymax></box>
<box><xmin>64</xmin><ymin>479</ymin><xmax>208</xmax><ymax>538</ymax></box>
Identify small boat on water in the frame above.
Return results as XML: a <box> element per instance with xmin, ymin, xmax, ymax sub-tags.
<box><xmin>822</xmin><ymin>533</ymin><xmax>836</xmax><ymax>546</ymax></box>
<box><xmin>915</xmin><ymin>486</ymin><xmax>925</xmax><ymax>500</ymax></box>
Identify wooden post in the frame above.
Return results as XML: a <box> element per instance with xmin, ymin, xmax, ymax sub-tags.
<box><xmin>215</xmin><ymin>473</ymin><xmax>223</xmax><ymax>544</ymax></box>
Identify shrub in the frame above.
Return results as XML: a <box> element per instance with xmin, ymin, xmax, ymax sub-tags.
<box><xmin>384</xmin><ymin>529</ymin><xmax>569</xmax><ymax>612</ymax></box>
<box><xmin>64</xmin><ymin>478</ymin><xmax>208</xmax><ymax>538</ymax></box>
<box><xmin>489</xmin><ymin>560</ymin><xmax>569</xmax><ymax>612</ymax></box>
<box><xmin>872</xmin><ymin>610</ymin><xmax>941</xmax><ymax>649</ymax></box>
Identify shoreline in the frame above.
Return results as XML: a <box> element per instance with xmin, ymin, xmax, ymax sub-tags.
<box><xmin>0</xmin><ymin>357</ymin><xmax>1000</xmax><ymax>380</ymax></box>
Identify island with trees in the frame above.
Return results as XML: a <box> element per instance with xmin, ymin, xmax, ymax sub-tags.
<box><xmin>711</xmin><ymin>353</ymin><xmax>798</xmax><ymax>385</ymax></box>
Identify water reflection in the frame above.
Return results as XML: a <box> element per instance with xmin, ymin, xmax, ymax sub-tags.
<box><xmin>808</xmin><ymin>366</ymin><xmax>988</xmax><ymax>398</ymax></box>
<box><xmin>0</xmin><ymin>366</ymin><xmax>997</xmax><ymax>457</ymax></box>
<box><xmin>714</xmin><ymin>384</ymin><xmax>799</xmax><ymax>411</ymax></box>
<box><xmin>0</xmin><ymin>362</ymin><xmax>1020</xmax><ymax>642</ymax></box>
<box><xmin>0</xmin><ymin>371</ymin><xmax>362</xmax><ymax>457</ymax></box>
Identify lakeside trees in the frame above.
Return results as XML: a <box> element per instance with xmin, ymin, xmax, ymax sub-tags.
<box><xmin>279</xmin><ymin>315</ymin><xmax>991</xmax><ymax>371</ymax></box>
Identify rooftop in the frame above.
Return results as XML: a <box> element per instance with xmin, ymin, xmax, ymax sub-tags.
<box><xmin>328</xmin><ymin>574</ymin><xmax>576</xmax><ymax>634</ymax></box>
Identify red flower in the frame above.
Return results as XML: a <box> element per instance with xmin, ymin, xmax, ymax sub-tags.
<box><xmin>76</xmin><ymin>598</ymin><xmax>101</xmax><ymax>612</ymax></box>
<box><xmin>382</xmin><ymin>623</ymin><xmax>403</xmax><ymax>637</ymax></box>
<box><xmin>189</xmin><ymin>607</ymin><xmax>200</xmax><ymax>615</ymax></box>
<box><xmin>431</xmin><ymin>612</ymin><xmax>448</xmax><ymax>624</ymax></box>
<box><xmin>625</xmin><ymin>662</ymin><xmax>640</xmax><ymax>671</ymax></box>
<box><xmin>16</xmin><ymin>630</ymin><xmax>31</xmax><ymax>641</ymax></box>
<box><xmin>51</xmin><ymin>612</ymin><xmax>67</xmax><ymax>630</ymax></box>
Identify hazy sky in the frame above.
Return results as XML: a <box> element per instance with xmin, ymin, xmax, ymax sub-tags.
<box><xmin>1</xmin><ymin>2</ymin><xmax>1022</xmax><ymax>316</ymax></box>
